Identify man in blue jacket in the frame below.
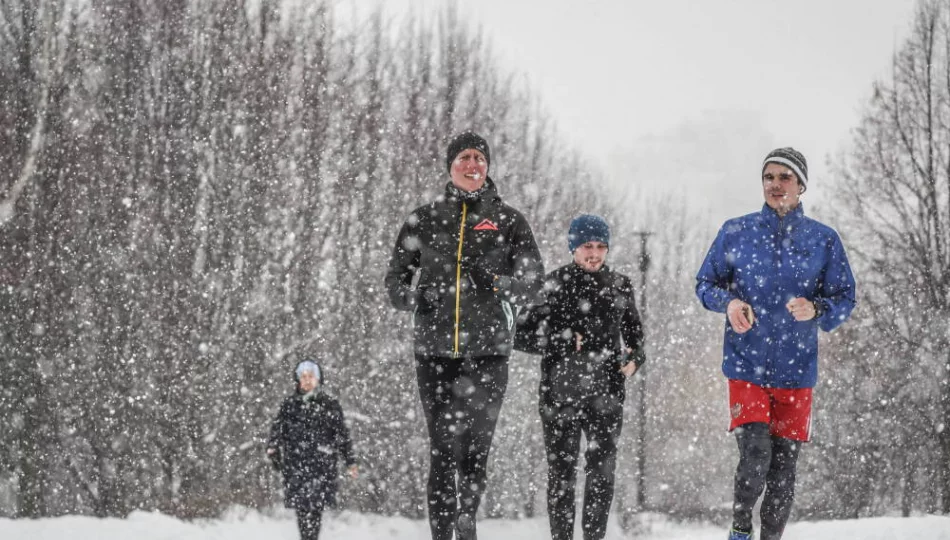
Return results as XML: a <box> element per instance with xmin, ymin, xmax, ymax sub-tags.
<box><xmin>696</xmin><ymin>147</ymin><xmax>856</xmax><ymax>540</ymax></box>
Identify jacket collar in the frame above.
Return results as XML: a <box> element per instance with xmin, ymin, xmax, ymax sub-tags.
<box><xmin>564</xmin><ymin>262</ymin><xmax>612</xmax><ymax>284</ymax></box>
<box><xmin>296</xmin><ymin>388</ymin><xmax>322</xmax><ymax>401</ymax></box>
<box><xmin>443</xmin><ymin>176</ymin><xmax>501</xmax><ymax>204</ymax></box>
<box><xmin>759</xmin><ymin>202</ymin><xmax>804</xmax><ymax>230</ymax></box>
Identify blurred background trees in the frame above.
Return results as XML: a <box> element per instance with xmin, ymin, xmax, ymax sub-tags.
<box><xmin>0</xmin><ymin>0</ymin><xmax>946</xmax><ymax>526</ymax></box>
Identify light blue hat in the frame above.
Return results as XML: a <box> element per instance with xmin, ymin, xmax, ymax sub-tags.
<box><xmin>294</xmin><ymin>360</ymin><xmax>321</xmax><ymax>383</ymax></box>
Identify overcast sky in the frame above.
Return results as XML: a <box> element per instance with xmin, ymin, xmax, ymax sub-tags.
<box><xmin>368</xmin><ymin>0</ymin><xmax>918</xmax><ymax>224</ymax></box>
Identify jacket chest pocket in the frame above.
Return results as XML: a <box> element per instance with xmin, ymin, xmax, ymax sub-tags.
<box><xmin>419</xmin><ymin>244</ymin><xmax>455</xmax><ymax>290</ymax></box>
<box><xmin>574</xmin><ymin>290</ymin><xmax>623</xmax><ymax>347</ymax></box>
<box><xmin>733</xmin><ymin>253</ymin><xmax>771</xmax><ymax>291</ymax></box>
<box><xmin>782</xmin><ymin>238</ymin><xmax>823</xmax><ymax>287</ymax></box>
<box><xmin>595</xmin><ymin>285</ymin><xmax>625</xmax><ymax>317</ymax></box>
<box><xmin>468</xmin><ymin>244</ymin><xmax>512</xmax><ymax>277</ymax></box>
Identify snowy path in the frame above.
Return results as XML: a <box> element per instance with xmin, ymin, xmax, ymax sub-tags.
<box><xmin>0</xmin><ymin>509</ymin><xmax>948</xmax><ymax>539</ymax></box>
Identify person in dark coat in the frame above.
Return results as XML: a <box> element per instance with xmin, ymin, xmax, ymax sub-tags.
<box><xmin>696</xmin><ymin>148</ymin><xmax>856</xmax><ymax>540</ymax></box>
<box><xmin>267</xmin><ymin>360</ymin><xmax>357</xmax><ymax>540</ymax></box>
<box><xmin>385</xmin><ymin>131</ymin><xmax>544</xmax><ymax>540</ymax></box>
<box><xmin>515</xmin><ymin>214</ymin><xmax>646</xmax><ymax>540</ymax></box>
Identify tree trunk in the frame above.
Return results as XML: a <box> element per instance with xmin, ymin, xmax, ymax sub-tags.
<box><xmin>16</xmin><ymin>361</ymin><xmax>51</xmax><ymax>518</ymax></box>
<box><xmin>942</xmin><ymin>343</ymin><xmax>950</xmax><ymax>514</ymax></box>
<box><xmin>903</xmin><ymin>456</ymin><xmax>916</xmax><ymax>517</ymax></box>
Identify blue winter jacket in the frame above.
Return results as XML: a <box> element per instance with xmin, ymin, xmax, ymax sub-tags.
<box><xmin>695</xmin><ymin>204</ymin><xmax>856</xmax><ymax>388</ymax></box>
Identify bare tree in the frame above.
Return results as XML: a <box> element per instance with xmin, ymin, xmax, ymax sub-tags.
<box><xmin>833</xmin><ymin>0</ymin><xmax>950</xmax><ymax>514</ymax></box>
<box><xmin>0</xmin><ymin>0</ymin><xmax>691</xmax><ymax>522</ymax></box>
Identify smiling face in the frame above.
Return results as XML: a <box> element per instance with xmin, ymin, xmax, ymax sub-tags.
<box><xmin>762</xmin><ymin>162</ymin><xmax>802</xmax><ymax>216</ymax></box>
<box><xmin>573</xmin><ymin>241</ymin><xmax>609</xmax><ymax>272</ymax></box>
<box><xmin>449</xmin><ymin>148</ymin><xmax>488</xmax><ymax>192</ymax></box>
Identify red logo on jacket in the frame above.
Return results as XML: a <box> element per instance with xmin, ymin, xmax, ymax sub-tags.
<box><xmin>473</xmin><ymin>219</ymin><xmax>499</xmax><ymax>231</ymax></box>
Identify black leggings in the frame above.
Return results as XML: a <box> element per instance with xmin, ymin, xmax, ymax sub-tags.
<box><xmin>541</xmin><ymin>394</ymin><xmax>623</xmax><ymax>540</ymax></box>
<box><xmin>733</xmin><ymin>422</ymin><xmax>801</xmax><ymax>540</ymax></box>
<box><xmin>295</xmin><ymin>507</ymin><xmax>323</xmax><ymax>540</ymax></box>
<box><xmin>415</xmin><ymin>355</ymin><xmax>509</xmax><ymax>540</ymax></box>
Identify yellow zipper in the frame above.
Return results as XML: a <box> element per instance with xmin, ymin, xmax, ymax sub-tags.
<box><xmin>453</xmin><ymin>202</ymin><xmax>468</xmax><ymax>357</ymax></box>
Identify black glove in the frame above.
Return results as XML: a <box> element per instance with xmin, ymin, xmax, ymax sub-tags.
<box><xmin>414</xmin><ymin>286</ymin><xmax>441</xmax><ymax>313</ymax></box>
<box><xmin>619</xmin><ymin>347</ymin><xmax>646</xmax><ymax>369</ymax></box>
<box><xmin>267</xmin><ymin>448</ymin><xmax>282</xmax><ymax>472</ymax></box>
<box><xmin>470</xmin><ymin>262</ymin><xmax>512</xmax><ymax>293</ymax></box>
<box><xmin>493</xmin><ymin>275</ymin><xmax>513</xmax><ymax>293</ymax></box>
<box><xmin>468</xmin><ymin>263</ymin><xmax>495</xmax><ymax>291</ymax></box>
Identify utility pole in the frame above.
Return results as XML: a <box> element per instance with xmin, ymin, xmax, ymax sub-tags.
<box><xmin>633</xmin><ymin>231</ymin><xmax>652</xmax><ymax>512</ymax></box>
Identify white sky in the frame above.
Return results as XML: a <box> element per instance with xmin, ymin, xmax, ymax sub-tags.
<box><xmin>366</xmin><ymin>0</ymin><xmax>918</xmax><ymax>223</ymax></box>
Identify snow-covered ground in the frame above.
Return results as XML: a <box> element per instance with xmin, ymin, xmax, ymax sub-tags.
<box><xmin>1</xmin><ymin>509</ymin><xmax>948</xmax><ymax>540</ymax></box>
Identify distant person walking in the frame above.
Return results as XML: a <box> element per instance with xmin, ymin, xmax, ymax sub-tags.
<box><xmin>267</xmin><ymin>360</ymin><xmax>357</xmax><ymax>540</ymax></box>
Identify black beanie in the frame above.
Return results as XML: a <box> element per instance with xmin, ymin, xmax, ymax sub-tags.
<box><xmin>446</xmin><ymin>131</ymin><xmax>490</xmax><ymax>172</ymax></box>
<box><xmin>762</xmin><ymin>147</ymin><xmax>808</xmax><ymax>191</ymax></box>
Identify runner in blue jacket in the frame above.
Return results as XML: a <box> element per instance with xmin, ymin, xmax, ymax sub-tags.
<box><xmin>696</xmin><ymin>147</ymin><xmax>856</xmax><ymax>540</ymax></box>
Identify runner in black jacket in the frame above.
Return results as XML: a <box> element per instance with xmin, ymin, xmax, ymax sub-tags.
<box><xmin>385</xmin><ymin>131</ymin><xmax>543</xmax><ymax>540</ymax></box>
<box><xmin>266</xmin><ymin>360</ymin><xmax>357</xmax><ymax>540</ymax></box>
<box><xmin>515</xmin><ymin>215</ymin><xmax>645</xmax><ymax>540</ymax></box>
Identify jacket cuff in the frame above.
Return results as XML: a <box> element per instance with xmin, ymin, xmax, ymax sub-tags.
<box><xmin>632</xmin><ymin>347</ymin><xmax>647</xmax><ymax>368</ymax></box>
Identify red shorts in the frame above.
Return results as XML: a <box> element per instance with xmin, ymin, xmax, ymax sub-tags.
<box><xmin>728</xmin><ymin>379</ymin><xmax>813</xmax><ymax>442</ymax></box>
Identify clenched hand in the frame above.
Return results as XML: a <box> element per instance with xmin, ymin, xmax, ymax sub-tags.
<box><xmin>727</xmin><ymin>299</ymin><xmax>755</xmax><ymax>334</ymax></box>
<box><xmin>786</xmin><ymin>297</ymin><xmax>817</xmax><ymax>321</ymax></box>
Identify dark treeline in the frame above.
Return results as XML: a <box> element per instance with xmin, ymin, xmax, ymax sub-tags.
<box><xmin>0</xmin><ymin>0</ymin><xmax>618</xmax><ymax>520</ymax></box>
<box><xmin>0</xmin><ymin>0</ymin><xmax>946</xmax><ymax>527</ymax></box>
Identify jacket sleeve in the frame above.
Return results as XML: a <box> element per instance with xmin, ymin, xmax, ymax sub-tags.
<box><xmin>695</xmin><ymin>224</ymin><xmax>737</xmax><ymax>313</ymax></box>
<box><xmin>620</xmin><ymin>279</ymin><xmax>646</xmax><ymax>367</ymax></box>
<box><xmin>501</xmin><ymin>213</ymin><xmax>545</xmax><ymax>306</ymax></box>
<box><xmin>815</xmin><ymin>231</ymin><xmax>856</xmax><ymax>332</ymax></box>
<box><xmin>385</xmin><ymin>215</ymin><xmax>422</xmax><ymax>312</ymax></box>
<box><xmin>267</xmin><ymin>400</ymin><xmax>286</xmax><ymax>452</ymax></box>
<box><xmin>332</xmin><ymin>401</ymin><xmax>356</xmax><ymax>468</ymax></box>
<box><xmin>514</xmin><ymin>297</ymin><xmax>551</xmax><ymax>355</ymax></box>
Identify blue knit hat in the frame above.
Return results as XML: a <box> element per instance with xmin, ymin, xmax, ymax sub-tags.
<box><xmin>568</xmin><ymin>214</ymin><xmax>610</xmax><ymax>252</ymax></box>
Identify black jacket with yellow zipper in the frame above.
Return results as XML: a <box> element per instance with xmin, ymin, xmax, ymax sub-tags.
<box><xmin>386</xmin><ymin>178</ymin><xmax>544</xmax><ymax>358</ymax></box>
